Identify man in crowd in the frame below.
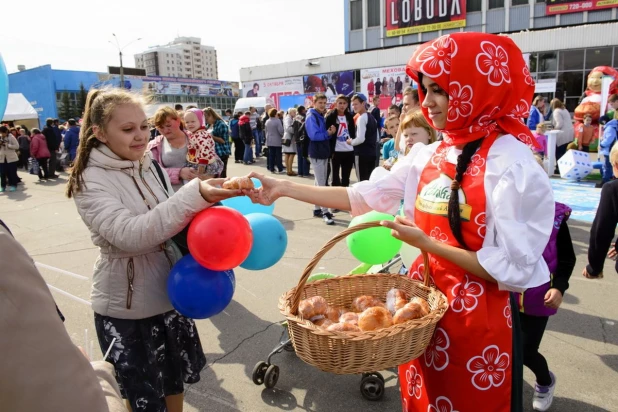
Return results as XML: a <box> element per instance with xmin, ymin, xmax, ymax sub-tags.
<box><xmin>401</xmin><ymin>87</ymin><xmax>420</xmax><ymax>114</ymax></box>
<box><xmin>249</xmin><ymin>106</ymin><xmax>263</xmax><ymax>158</ymax></box>
<box><xmin>63</xmin><ymin>119</ymin><xmax>80</xmax><ymax>163</ymax></box>
<box><xmin>305</xmin><ymin>93</ymin><xmax>337</xmax><ymax>225</ymax></box>
<box><xmin>348</xmin><ymin>93</ymin><xmax>378</xmax><ymax>182</ymax></box>
<box><xmin>42</xmin><ymin>118</ymin><xmax>60</xmax><ymax>178</ymax></box>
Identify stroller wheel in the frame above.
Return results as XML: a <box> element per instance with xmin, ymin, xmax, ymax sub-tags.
<box><xmin>264</xmin><ymin>364</ymin><xmax>280</xmax><ymax>389</ymax></box>
<box><xmin>360</xmin><ymin>375</ymin><xmax>385</xmax><ymax>401</ymax></box>
<box><xmin>252</xmin><ymin>361</ymin><xmax>268</xmax><ymax>385</ymax></box>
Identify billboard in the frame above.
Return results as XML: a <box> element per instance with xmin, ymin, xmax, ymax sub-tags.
<box><xmin>302</xmin><ymin>71</ymin><xmax>355</xmax><ymax>97</ymax></box>
<box><xmin>242</xmin><ymin>77</ymin><xmax>304</xmax><ymax>108</ymax></box>
<box><xmin>141</xmin><ymin>77</ymin><xmax>239</xmax><ymax>97</ymax></box>
<box><xmin>360</xmin><ymin>66</ymin><xmax>415</xmax><ymax>110</ymax></box>
<box><xmin>386</xmin><ymin>0</ymin><xmax>467</xmax><ymax>37</ymax></box>
<box><xmin>546</xmin><ymin>0</ymin><xmax>618</xmax><ymax>15</ymax></box>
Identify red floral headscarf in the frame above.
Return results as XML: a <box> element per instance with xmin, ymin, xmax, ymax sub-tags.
<box><xmin>585</xmin><ymin>66</ymin><xmax>618</xmax><ymax>97</ymax></box>
<box><xmin>406</xmin><ymin>32</ymin><xmax>538</xmax><ymax>148</ymax></box>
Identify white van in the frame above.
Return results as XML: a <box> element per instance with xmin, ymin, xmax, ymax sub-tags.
<box><xmin>233</xmin><ymin>97</ymin><xmax>275</xmax><ymax>116</ymax></box>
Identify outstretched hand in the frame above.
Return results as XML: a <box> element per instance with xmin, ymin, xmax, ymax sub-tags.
<box><xmin>242</xmin><ymin>172</ymin><xmax>284</xmax><ymax>205</ymax></box>
<box><xmin>199</xmin><ymin>178</ymin><xmax>243</xmax><ymax>203</ymax></box>
<box><xmin>380</xmin><ymin>215</ymin><xmax>431</xmax><ymax>249</ymax></box>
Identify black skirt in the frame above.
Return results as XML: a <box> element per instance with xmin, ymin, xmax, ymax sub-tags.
<box><xmin>94</xmin><ymin>310</ymin><xmax>206</xmax><ymax>412</ymax></box>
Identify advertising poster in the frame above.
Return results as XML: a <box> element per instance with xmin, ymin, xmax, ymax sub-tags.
<box><xmin>243</xmin><ymin>77</ymin><xmax>304</xmax><ymax>108</ymax></box>
<box><xmin>386</xmin><ymin>0</ymin><xmax>467</xmax><ymax>37</ymax></box>
<box><xmin>141</xmin><ymin>77</ymin><xmax>240</xmax><ymax>97</ymax></box>
<box><xmin>360</xmin><ymin>66</ymin><xmax>414</xmax><ymax>110</ymax></box>
<box><xmin>302</xmin><ymin>71</ymin><xmax>355</xmax><ymax>97</ymax></box>
<box><xmin>546</xmin><ymin>0</ymin><xmax>618</xmax><ymax>15</ymax></box>
<box><xmin>279</xmin><ymin>94</ymin><xmax>340</xmax><ymax>112</ymax></box>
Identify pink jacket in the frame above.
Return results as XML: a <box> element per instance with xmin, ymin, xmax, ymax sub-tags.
<box><xmin>147</xmin><ymin>134</ymin><xmax>186</xmax><ymax>185</ymax></box>
<box><xmin>30</xmin><ymin>133</ymin><xmax>51</xmax><ymax>159</ymax></box>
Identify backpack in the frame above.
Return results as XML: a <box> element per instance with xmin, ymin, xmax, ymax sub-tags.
<box><xmin>293</xmin><ymin>119</ymin><xmax>306</xmax><ymax>143</ymax></box>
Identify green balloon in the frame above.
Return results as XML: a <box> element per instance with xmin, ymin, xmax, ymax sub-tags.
<box><xmin>307</xmin><ymin>273</ymin><xmax>336</xmax><ymax>283</ymax></box>
<box><xmin>346</xmin><ymin>211</ymin><xmax>403</xmax><ymax>265</ymax></box>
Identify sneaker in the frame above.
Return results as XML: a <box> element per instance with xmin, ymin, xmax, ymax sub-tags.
<box><xmin>323</xmin><ymin>212</ymin><xmax>335</xmax><ymax>225</ymax></box>
<box><xmin>313</xmin><ymin>210</ymin><xmax>323</xmax><ymax>218</ymax></box>
<box><xmin>8</xmin><ymin>186</ymin><xmax>16</xmax><ymax>192</ymax></box>
<box><xmin>533</xmin><ymin>372</ymin><xmax>556</xmax><ymax>411</ymax></box>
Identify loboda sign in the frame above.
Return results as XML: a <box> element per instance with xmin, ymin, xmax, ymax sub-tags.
<box><xmin>386</xmin><ymin>0</ymin><xmax>467</xmax><ymax>37</ymax></box>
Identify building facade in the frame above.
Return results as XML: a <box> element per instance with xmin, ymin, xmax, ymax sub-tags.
<box><xmin>134</xmin><ymin>37</ymin><xmax>218</xmax><ymax>80</ymax></box>
<box><xmin>239</xmin><ymin>1</ymin><xmax>618</xmax><ymax>112</ymax></box>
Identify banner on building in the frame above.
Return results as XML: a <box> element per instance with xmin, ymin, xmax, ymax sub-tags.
<box><xmin>279</xmin><ymin>94</ymin><xmax>341</xmax><ymax>112</ymax></box>
<box><xmin>546</xmin><ymin>0</ymin><xmax>618</xmax><ymax>15</ymax></box>
<box><xmin>386</xmin><ymin>0</ymin><xmax>467</xmax><ymax>37</ymax></box>
<box><xmin>242</xmin><ymin>77</ymin><xmax>304</xmax><ymax>108</ymax></box>
<box><xmin>302</xmin><ymin>71</ymin><xmax>355</xmax><ymax>97</ymax></box>
<box><xmin>141</xmin><ymin>77</ymin><xmax>239</xmax><ymax>97</ymax></box>
<box><xmin>360</xmin><ymin>66</ymin><xmax>415</xmax><ymax>110</ymax></box>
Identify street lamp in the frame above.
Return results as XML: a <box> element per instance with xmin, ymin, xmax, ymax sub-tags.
<box><xmin>109</xmin><ymin>34</ymin><xmax>142</xmax><ymax>89</ymax></box>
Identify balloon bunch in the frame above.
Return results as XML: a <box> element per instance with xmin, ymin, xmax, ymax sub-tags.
<box><xmin>167</xmin><ymin>178</ymin><xmax>288</xmax><ymax>319</ymax></box>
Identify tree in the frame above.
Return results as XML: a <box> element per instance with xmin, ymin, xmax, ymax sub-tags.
<box><xmin>77</xmin><ymin>83</ymin><xmax>88</xmax><ymax>118</ymax></box>
<box><xmin>59</xmin><ymin>92</ymin><xmax>72</xmax><ymax>121</ymax></box>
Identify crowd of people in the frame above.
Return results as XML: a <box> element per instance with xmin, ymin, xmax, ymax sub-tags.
<box><xmin>2</xmin><ymin>32</ymin><xmax>618</xmax><ymax>412</ymax></box>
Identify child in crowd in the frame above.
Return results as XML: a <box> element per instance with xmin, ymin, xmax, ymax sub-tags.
<box><xmin>382</xmin><ymin>115</ymin><xmax>399</xmax><ymax>170</ymax></box>
<box><xmin>597</xmin><ymin>111</ymin><xmax>618</xmax><ymax>187</ymax></box>
<box><xmin>532</xmin><ymin>123</ymin><xmax>548</xmax><ymax>158</ymax></box>
<box><xmin>183</xmin><ymin>108</ymin><xmax>223</xmax><ymax>181</ymax></box>
<box><xmin>399</xmin><ymin>110</ymin><xmax>437</xmax><ymax>156</ymax></box>
<box><xmin>576</xmin><ymin>114</ymin><xmax>595</xmax><ymax>152</ymax></box>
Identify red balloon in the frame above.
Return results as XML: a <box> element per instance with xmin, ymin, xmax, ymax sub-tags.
<box><xmin>187</xmin><ymin>206</ymin><xmax>253</xmax><ymax>271</ymax></box>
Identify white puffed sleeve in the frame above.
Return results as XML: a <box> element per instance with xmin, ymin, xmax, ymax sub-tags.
<box><xmin>477</xmin><ymin>159</ymin><xmax>554</xmax><ymax>292</ymax></box>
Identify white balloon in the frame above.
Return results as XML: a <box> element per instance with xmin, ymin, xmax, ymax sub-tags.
<box><xmin>399</xmin><ymin>242</ymin><xmax>421</xmax><ymax>268</ymax></box>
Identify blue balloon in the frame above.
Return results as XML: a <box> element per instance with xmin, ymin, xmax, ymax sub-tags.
<box><xmin>221</xmin><ymin>177</ymin><xmax>274</xmax><ymax>215</ymax></box>
<box><xmin>241</xmin><ymin>213</ymin><xmax>288</xmax><ymax>270</ymax></box>
<box><xmin>0</xmin><ymin>54</ymin><xmax>8</xmax><ymax>120</ymax></box>
<box><xmin>167</xmin><ymin>255</ymin><xmax>235</xmax><ymax>319</ymax></box>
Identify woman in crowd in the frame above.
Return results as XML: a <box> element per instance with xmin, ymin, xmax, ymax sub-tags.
<box><xmin>245</xmin><ymin>33</ymin><xmax>553</xmax><ymax>412</ymax></box>
<box><xmin>550</xmin><ymin>98</ymin><xmax>574</xmax><ymax>165</ymax></box>
<box><xmin>283</xmin><ymin>108</ymin><xmax>298</xmax><ymax>176</ymax></box>
<box><xmin>528</xmin><ymin>96</ymin><xmax>546</xmax><ymax>131</ymax></box>
<box><xmin>148</xmin><ymin>107</ymin><xmax>198</xmax><ymax>190</ymax></box>
<box><xmin>17</xmin><ymin>127</ymin><xmax>31</xmax><ymax>170</ymax></box>
<box><xmin>204</xmin><ymin>107</ymin><xmax>231</xmax><ymax>178</ymax></box>
<box><xmin>265</xmin><ymin>108</ymin><xmax>284</xmax><ymax>174</ymax></box>
<box><xmin>66</xmin><ymin>89</ymin><xmax>241</xmax><ymax>412</ymax></box>
<box><xmin>29</xmin><ymin>128</ymin><xmax>51</xmax><ymax>181</ymax></box>
<box><xmin>0</xmin><ymin>126</ymin><xmax>20</xmax><ymax>192</ymax></box>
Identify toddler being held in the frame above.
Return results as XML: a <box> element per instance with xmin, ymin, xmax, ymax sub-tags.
<box><xmin>184</xmin><ymin>108</ymin><xmax>223</xmax><ymax>181</ymax></box>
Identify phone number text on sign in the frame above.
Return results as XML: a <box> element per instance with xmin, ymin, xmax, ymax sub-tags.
<box><xmin>546</xmin><ymin>0</ymin><xmax>618</xmax><ymax>15</ymax></box>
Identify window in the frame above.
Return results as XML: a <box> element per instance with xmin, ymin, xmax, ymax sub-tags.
<box><xmin>511</xmin><ymin>0</ymin><xmax>527</xmax><ymax>5</ymax></box>
<box><xmin>351</xmin><ymin>0</ymin><xmax>362</xmax><ymax>30</ymax></box>
<box><xmin>558</xmin><ymin>49</ymin><xmax>584</xmax><ymax>71</ymax></box>
<box><xmin>586</xmin><ymin>47</ymin><xmax>612</xmax><ymax>70</ymax></box>
<box><xmin>467</xmin><ymin>0</ymin><xmax>482</xmax><ymax>11</ymax></box>
<box><xmin>367</xmin><ymin>0</ymin><xmax>380</xmax><ymax>27</ymax></box>
<box><xmin>557</xmin><ymin>71</ymin><xmax>584</xmax><ymax>98</ymax></box>
<box><xmin>538</xmin><ymin>52</ymin><xmax>557</xmax><ymax>72</ymax></box>
<box><xmin>488</xmin><ymin>0</ymin><xmax>504</xmax><ymax>8</ymax></box>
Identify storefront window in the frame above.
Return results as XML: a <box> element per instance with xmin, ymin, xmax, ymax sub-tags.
<box><xmin>489</xmin><ymin>0</ymin><xmax>504</xmax><ymax>8</ymax></box>
<box><xmin>538</xmin><ymin>52</ymin><xmax>557</xmax><ymax>72</ymax></box>
<box><xmin>512</xmin><ymin>0</ymin><xmax>528</xmax><ymax>5</ymax></box>
<box><xmin>537</xmin><ymin>72</ymin><xmax>556</xmax><ymax>80</ymax></box>
<box><xmin>559</xmin><ymin>49</ymin><xmax>584</xmax><ymax>71</ymax></box>
<box><xmin>585</xmin><ymin>47</ymin><xmax>612</xmax><ymax>70</ymax></box>
<box><xmin>351</xmin><ymin>0</ymin><xmax>363</xmax><ymax>30</ymax></box>
<box><xmin>564</xmin><ymin>97</ymin><xmax>580</xmax><ymax>113</ymax></box>
<box><xmin>367</xmin><ymin>0</ymin><xmax>380</xmax><ymax>27</ymax></box>
<box><xmin>529</xmin><ymin>53</ymin><xmax>538</xmax><ymax>73</ymax></box>
<box><xmin>467</xmin><ymin>0</ymin><xmax>482</xmax><ymax>12</ymax></box>
<box><xmin>557</xmin><ymin>71</ymin><xmax>584</xmax><ymax>98</ymax></box>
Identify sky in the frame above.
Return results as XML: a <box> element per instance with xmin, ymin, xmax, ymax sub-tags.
<box><xmin>1</xmin><ymin>0</ymin><xmax>345</xmax><ymax>82</ymax></box>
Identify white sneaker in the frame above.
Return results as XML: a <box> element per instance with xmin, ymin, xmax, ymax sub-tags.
<box><xmin>533</xmin><ymin>372</ymin><xmax>556</xmax><ymax>411</ymax></box>
<box><xmin>323</xmin><ymin>212</ymin><xmax>334</xmax><ymax>225</ymax></box>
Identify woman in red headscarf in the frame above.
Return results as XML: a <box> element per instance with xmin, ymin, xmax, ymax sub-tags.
<box><xmin>244</xmin><ymin>32</ymin><xmax>554</xmax><ymax>412</ymax></box>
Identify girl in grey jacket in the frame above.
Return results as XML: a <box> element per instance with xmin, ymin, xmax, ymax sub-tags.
<box><xmin>66</xmin><ymin>88</ymin><xmax>241</xmax><ymax>412</ymax></box>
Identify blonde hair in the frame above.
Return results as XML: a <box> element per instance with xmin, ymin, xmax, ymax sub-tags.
<box><xmin>611</xmin><ymin>143</ymin><xmax>618</xmax><ymax>166</ymax></box>
<box><xmin>154</xmin><ymin>106</ymin><xmax>179</xmax><ymax>128</ymax></box>
<box><xmin>550</xmin><ymin>98</ymin><xmax>565</xmax><ymax>110</ymax></box>
<box><xmin>536</xmin><ymin>123</ymin><xmax>547</xmax><ymax>133</ymax></box>
<box><xmin>202</xmin><ymin>107</ymin><xmax>224</xmax><ymax>125</ymax></box>
<box><xmin>66</xmin><ymin>88</ymin><xmax>144</xmax><ymax>198</ymax></box>
<box><xmin>401</xmin><ymin>111</ymin><xmax>437</xmax><ymax>143</ymax></box>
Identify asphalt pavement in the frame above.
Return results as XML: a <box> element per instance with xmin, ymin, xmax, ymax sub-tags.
<box><xmin>1</xmin><ymin>159</ymin><xmax>616</xmax><ymax>412</ymax></box>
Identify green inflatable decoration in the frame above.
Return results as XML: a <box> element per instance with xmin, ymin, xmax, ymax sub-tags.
<box><xmin>307</xmin><ymin>273</ymin><xmax>336</xmax><ymax>283</ymax></box>
<box><xmin>346</xmin><ymin>211</ymin><xmax>403</xmax><ymax>265</ymax></box>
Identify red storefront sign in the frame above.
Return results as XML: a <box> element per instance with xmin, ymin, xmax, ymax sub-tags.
<box><xmin>386</xmin><ymin>0</ymin><xmax>467</xmax><ymax>37</ymax></box>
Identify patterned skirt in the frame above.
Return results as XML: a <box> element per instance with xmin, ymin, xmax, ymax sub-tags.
<box><xmin>94</xmin><ymin>310</ymin><xmax>206</xmax><ymax>412</ymax></box>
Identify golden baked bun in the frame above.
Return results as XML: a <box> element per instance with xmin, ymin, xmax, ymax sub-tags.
<box><xmin>339</xmin><ymin>312</ymin><xmax>359</xmax><ymax>326</ymax></box>
<box><xmin>358</xmin><ymin>307</ymin><xmax>393</xmax><ymax>331</ymax></box>
<box><xmin>409</xmin><ymin>297</ymin><xmax>430</xmax><ymax>317</ymax></box>
<box><xmin>393</xmin><ymin>303</ymin><xmax>424</xmax><ymax>324</ymax></box>
<box><xmin>222</xmin><ymin>176</ymin><xmax>255</xmax><ymax>190</ymax></box>
<box><xmin>325</xmin><ymin>305</ymin><xmax>345</xmax><ymax>323</ymax></box>
<box><xmin>326</xmin><ymin>322</ymin><xmax>361</xmax><ymax>333</ymax></box>
<box><xmin>298</xmin><ymin>296</ymin><xmax>329</xmax><ymax>319</ymax></box>
<box><xmin>314</xmin><ymin>318</ymin><xmax>334</xmax><ymax>329</ymax></box>
<box><xmin>351</xmin><ymin>295</ymin><xmax>386</xmax><ymax>313</ymax></box>
<box><xmin>386</xmin><ymin>288</ymin><xmax>410</xmax><ymax>314</ymax></box>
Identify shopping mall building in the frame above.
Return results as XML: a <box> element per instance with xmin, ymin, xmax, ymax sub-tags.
<box><xmin>239</xmin><ymin>0</ymin><xmax>618</xmax><ymax>112</ymax></box>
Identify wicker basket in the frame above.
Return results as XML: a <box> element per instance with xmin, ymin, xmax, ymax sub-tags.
<box><xmin>278</xmin><ymin>221</ymin><xmax>449</xmax><ymax>374</ymax></box>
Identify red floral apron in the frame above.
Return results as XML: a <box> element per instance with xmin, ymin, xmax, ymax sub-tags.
<box><xmin>400</xmin><ymin>135</ymin><xmax>513</xmax><ymax>412</ymax></box>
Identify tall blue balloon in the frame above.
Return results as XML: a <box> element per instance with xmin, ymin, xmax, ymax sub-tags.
<box><xmin>0</xmin><ymin>54</ymin><xmax>8</xmax><ymax>121</ymax></box>
<box><xmin>221</xmin><ymin>178</ymin><xmax>274</xmax><ymax>215</ymax></box>
<box><xmin>240</xmin><ymin>213</ymin><xmax>288</xmax><ymax>270</ymax></box>
<box><xmin>167</xmin><ymin>255</ymin><xmax>235</xmax><ymax>319</ymax></box>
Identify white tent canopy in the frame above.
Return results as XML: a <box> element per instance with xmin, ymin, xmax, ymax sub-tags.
<box><xmin>3</xmin><ymin>93</ymin><xmax>38</xmax><ymax>122</ymax></box>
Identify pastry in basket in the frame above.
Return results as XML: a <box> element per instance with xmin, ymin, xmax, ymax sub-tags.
<box><xmin>339</xmin><ymin>312</ymin><xmax>359</xmax><ymax>326</ymax></box>
<box><xmin>325</xmin><ymin>305</ymin><xmax>346</xmax><ymax>323</ymax></box>
<box><xmin>393</xmin><ymin>302</ymin><xmax>425</xmax><ymax>324</ymax></box>
<box><xmin>298</xmin><ymin>296</ymin><xmax>328</xmax><ymax>319</ymax></box>
<box><xmin>222</xmin><ymin>176</ymin><xmax>255</xmax><ymax>190</ymax></box>
<box><xmin>410</xmin><ymin>296</ymin><xmax>431</xmax><ymax>317</ymax></box>
<box><xmin>326</xmin><ymin>322</ymin><xmax>361</xmax><ymax>333</ymax></box>
<box><xmin>351</xmin><ymin>295</ymin><xmax>386</xmax><ymax>313</ymax></box>
<box><xmin>386</xmin><ymin>288</ymin><xmax>410</xmax><ymax>314</ymax></box>
<box><xmin>313</xmin><ymin>318</ymin><xmax>334</xmax><ymax>329</ymax></box>
<box><xmin>358</xmin><ymin>307</ymin><xmax>393</xmax><ymax>331</ymax></box>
